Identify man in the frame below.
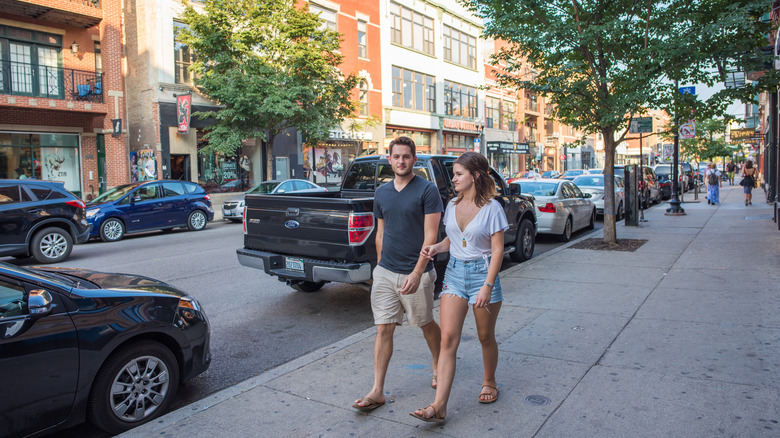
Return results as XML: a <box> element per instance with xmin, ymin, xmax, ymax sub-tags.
<box><xmin>353</xmin><ymin>136</ymin><xmax>443</xmax><ymax>412</ymax></box>
<box><xmin>726</xmin><ymin>160</ymin><xmax>736</xmax><ymax>185</ymax></box>
<box><xmin>706</xmin><ymin>162</ymin><xmax>722</xmax><ymax>205</ymax></box>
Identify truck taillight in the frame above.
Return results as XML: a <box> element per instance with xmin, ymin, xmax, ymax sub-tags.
<box><xmin>243</xmin><ymin>208</ymin><xmax>247</xmax><ymax>234</ymax></box>
<box><xmin>538</xmin><ymin>203</ymin><xmax>556</xmax><ymax>213</ymax></box>
<box><xmin>348</xmin><ymin>212</ymin><xmax>374</xmax><ymax>245</ymax></box>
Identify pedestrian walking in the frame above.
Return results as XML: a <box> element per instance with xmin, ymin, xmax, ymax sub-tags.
<box><xmin>740</xmin><ymin>159</ymin><xmax>757</xmax><ymax>206</ymax></box>
<box><xmin>410</xmin><ymin>152</ymin><xmax>508</xmax><ymax>424</ymax></box>
<box><xmin>726</xmin><ymin>160</ymin><xmax>736</xmax><ymax>185</ymax></box>
<box><xmin>352</xmin><ymin>136</ymin><xmax>443</xmax><ymax>412</ymax></box>
<box><xmin>706</xmin><ymin>163</ymin><xmax>721</xmax><ymax>205</ymax></box>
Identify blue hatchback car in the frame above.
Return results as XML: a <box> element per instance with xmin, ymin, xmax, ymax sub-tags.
<box><xmin>86</xmin><ymin>180</ymin><xmax>214</xmax><ymax>242</ymax></box>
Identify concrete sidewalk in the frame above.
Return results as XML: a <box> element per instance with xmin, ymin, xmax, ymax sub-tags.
<box><xmin>122</xmin><ymin>185</ymin><xmax>780</xmax><ymax>437</ymax></box>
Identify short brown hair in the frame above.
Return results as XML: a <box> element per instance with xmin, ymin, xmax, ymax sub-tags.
<box><xmin>453</xmin><ymin>152</ymin><xmax>496</xmax><ymax>207</ymax></box>
<box><xmin>388</xmin><ymin>136</ymin><xmax>416</xmax><ymax>156</ymax></box>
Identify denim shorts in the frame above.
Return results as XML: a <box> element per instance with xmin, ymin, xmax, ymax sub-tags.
<box><xmin>441</xmin><ymin>257</ymin><xmax>503</xmax><ymax>305</ymax></box>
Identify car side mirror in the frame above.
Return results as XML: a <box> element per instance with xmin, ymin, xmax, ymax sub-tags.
<box><xmin>132</xmin><ymin>196</ymin><xmax>141</xmax><ymax>203</ymax></box>
<box><xmin>583</xmin><ymin>193</ymin><xmax>592</xmax><ymax>198</ymax></box>
<box><xmin>509</xmin><ymin>184</ymin><xmax>522</xmax><ymax>196</ymax></box>
<box><xmin>28</xmin><ymin>289</ymin><xmax>53</xmax><ymax>317</ymax></box>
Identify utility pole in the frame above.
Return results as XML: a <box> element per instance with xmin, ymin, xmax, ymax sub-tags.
<box><xmin>666</xmin><ymin>80</ymin><xmax>686</xmax><ymax>215</ymax></box>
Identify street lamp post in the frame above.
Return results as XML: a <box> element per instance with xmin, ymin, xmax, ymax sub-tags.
<box><xmin>666</xmin><ymin>80</ymin><xmax>686</xmax><ymax>215</ymax></box>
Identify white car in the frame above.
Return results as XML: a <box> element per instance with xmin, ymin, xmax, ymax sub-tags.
<box><xmin>513</xmin><ymin>178</ymin><xmax>596</xmax><ymax>242</ymax></box>
<box><xmin>572</xmin><ymin>174</ymin><xmax>625</xmax><ymax>221</ymax></box>
<box><xmin>222</xmin><ymin>179</ymin><xmax>327</xmax><ymax>222</ymax></box>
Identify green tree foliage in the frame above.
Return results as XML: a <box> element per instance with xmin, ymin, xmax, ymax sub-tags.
<box><xmin>179</xmin><ymin>0</ymin><xmax>359</xmax><ymax>179</ymax></box>
<box><xmin>466</xmin><ymin>0</ymin><xmax>780</xmax><ymax>243</ymax></box>
<box><xmin>662</xmin><ymin>118</ymin><xmax>733</xmax><ymax>164</ymax></box>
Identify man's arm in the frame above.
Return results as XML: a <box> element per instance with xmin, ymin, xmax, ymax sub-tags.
<box><xmin>400</xmin><ymin>212</ymin><xmax>441</xmax><ymax>294</ymax></box>
<box><xmin>375</xmin><ymin>218</ymin><xmax>384</xmax><ymax>265</ymax></box>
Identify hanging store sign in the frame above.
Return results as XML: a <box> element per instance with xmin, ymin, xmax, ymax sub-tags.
<box><xmin>177</xmin><ymin>94</ymin><xmax>192</xmax><ymax>133</ymax></box>
<box><xmin>442</xmin><ymin>118</ymin><xmax>481</xmax><ymax>133</ymax></box>
<box><xmin>486</xmin><ymin>141</ymin><xmax>530</xmax><ymax>154</ymax></box>
<box><xmin>729</xmin><ymin>128</ymin><xmax>756</xmax><ymax>143</ymax></box>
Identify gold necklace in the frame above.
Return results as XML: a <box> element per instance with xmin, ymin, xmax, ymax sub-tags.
<box><xmin>458</xmin><ymin>201</ymin><xmax>478</xmax><ymax>247</ymax></box>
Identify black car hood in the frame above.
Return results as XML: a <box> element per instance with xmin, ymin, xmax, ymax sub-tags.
<box><xmin>34</xmin><ymin>266</ymin><xmax>174</xmax><ymax>291</ymax></box>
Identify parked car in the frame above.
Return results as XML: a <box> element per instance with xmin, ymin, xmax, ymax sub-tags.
<box><xmin>613</xmin><ymin>165</ymin><xmax>662</xmax><ymax>207</ymax></box>
<box><xmin>653</xmin><ymin>164</ymin><xmax>689</xmax><ymax>199</ymax></box>
<box><xmin>513</xmin><ymin>179</ymin><xmax>596</xmax><ymax>241</ymax></box>
<box><xmin>222</xmin><ymin>179</ymin><xmax>327</xmax><ymax>223</ymax></box>
<box><xmin>0</xmin><ymin>262</ymin><xmax>210</xmax><ymax>436</ymax></box>
<box><xmin>559</xmin><ymin>169</ymin><xmax>591</xmax><ymax>181</ymax></box>
<box><xmin>541</xmin><ymin>170</ymin><xmax>561</xmax><ymax>179</ymax></box>
<box><xmin>0</xmin><ymin>180</ymin><xmax>91</xmax><ymax>264</ymax></box>
<box><xmin>86</xmin><ymin>180</ymin><xmax>214</xmax><ymax>242</ymax></box>
<box><xmin>588</xmin><ymin>168</ymin><xmax>604</xmax><ymax>174</ymax></box>
<box><xmin>571</xmin><ymin>174</ymin><xmax>626</xmax><ymax>220</ymax></box>
<box><xmin>506</xmin><ymin>170</ymin><xmax>541</xmax><ymax>183</ymax></box>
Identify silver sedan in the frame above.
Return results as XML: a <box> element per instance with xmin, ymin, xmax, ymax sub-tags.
<box><xmin>571</xmin><ymin>174</ymin><xmax>625</xmax><ymax>221</ymax></box>
<box><xmin>222</xmin><ymin>179</ymin><xmax>327</xmax><ymax>222</ymax></box>
<box><xmin>512</xmin><ymin>179</ymin><xmax>596</xmax><ymax>242</ymax></box>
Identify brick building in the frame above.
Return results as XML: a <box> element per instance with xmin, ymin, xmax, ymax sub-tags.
<box><xmin>0</xmin><ymin>0</ymin><xmax>126</xmax><ymax>199</ymax></box>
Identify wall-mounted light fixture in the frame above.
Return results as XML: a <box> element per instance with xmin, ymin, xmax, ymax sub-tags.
<box><xmin>70</xmin><ymin>41</ymin><xmax>79</xmax><ymax>55</ymax></box>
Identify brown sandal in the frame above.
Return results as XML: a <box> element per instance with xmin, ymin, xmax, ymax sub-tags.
<box><xmin>410</xmin><ymin>404</ymin><xmax>446</xmax><ymax>423</ymax></box>
<box><xmin>478</xmin><ymin>384</ymin><xmax>499</xmax><ymax>404</ymax></box>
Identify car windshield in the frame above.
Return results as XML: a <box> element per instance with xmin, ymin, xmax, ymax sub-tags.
<box><xmin>589</xmin><ymin>169</ymin><xmax>603</xmax><ymax>174</ymax></box>
<box><xmin>88</xmin><ymin>184</ymin><xmax>137</xmax><ymax>204</ymax></box>
<box><xmin>572</xmin><ymin>175</ymin><xmax>604</xmax><ymax>187</ymax></box>
<box><xmin>542</xmin><ymin>171</ymin><xmax>556</xmax><ymax>177</ymax></box>
<box><xmin>654</xmin><ymin>165</ymin><xmax>672</xmax><ymax>175</ymax></box>
<box><xmin>520</xmin><ymin>181</ymin><xmax>558</xmax><ymax>196</ymax></box>
<box><xmin>246</xmin><ymin>182</ymin><xmax>281</xmax><ymax>194</ymax></box>
<box><xmin>562</xmin><ymin>170</ymin><xmax>583</xmax><ymax>177</ymax></box>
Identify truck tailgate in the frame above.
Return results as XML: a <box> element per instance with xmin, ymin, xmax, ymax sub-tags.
<box><xmin>243</xmin><ymin>194</ymin><xmax>375</xmax><ymax>262</ymax></box>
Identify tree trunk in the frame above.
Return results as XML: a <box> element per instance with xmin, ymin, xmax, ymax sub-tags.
<box><xmin>265</xmin><ymin>133</ymin><xmax>276</xmax><ymax>181</ymax></box>
<box><xmin>601</xmin><ymin>128</ymin><xmax>617</xmax><ymax>244</ymax></box>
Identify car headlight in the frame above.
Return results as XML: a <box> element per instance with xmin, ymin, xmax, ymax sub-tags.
<box><xmin>86</xmin><ymin>209</ymin><xmax>99</xmax><ymax>218</ymax></box>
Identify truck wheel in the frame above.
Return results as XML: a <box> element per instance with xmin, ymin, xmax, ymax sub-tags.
<box><xmin>509</xmin><ymin>218</ymin><xmax>534</xmax><ymax>262</ymax></box>
<box><xmin>291</xmin><ymin>281</ymin><xmax>325</xmax><ymax>293</ymax></box>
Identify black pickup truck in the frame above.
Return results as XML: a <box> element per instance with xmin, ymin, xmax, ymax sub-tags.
<box><xmin>236</xmin><ymin>154</ymin><xmax>537</xmax><ymax>292</ymax></box>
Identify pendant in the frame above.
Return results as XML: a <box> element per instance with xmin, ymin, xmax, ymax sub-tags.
<box><xmin>462</xmin><ymin>237</ymin><xmax>467</xmax><ymax>247</ymax></box>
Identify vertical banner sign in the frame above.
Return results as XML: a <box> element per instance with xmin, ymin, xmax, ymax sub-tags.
<box><xmin>177</xmin><ymin>94</ymin><xmax>192</xmax><ymax>133</ymax></box>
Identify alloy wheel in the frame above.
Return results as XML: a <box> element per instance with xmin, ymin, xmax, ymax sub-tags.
<box><xmin>110</xmin><ymin>355</ymin><xmax>171</xmax><ymax>422</ymax></box>
<box><xmin>39</xmin><ymin>232</ymin><xmax>68</xmax><ymax>259</ymax></box>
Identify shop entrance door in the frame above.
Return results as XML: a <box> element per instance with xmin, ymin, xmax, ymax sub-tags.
<box><xmin>96</xmin><ymin>134</ymin><xmax>106</xmax><ymax>194</ymax></box>
<box><xmin>170</xmin><ymin>154</ymin><xmax>190</xmax><ymax>181</ymax></box>
<box><xmin>275</xmin><ymin>157</ymin><xmax>289</xmax><ymax>180</ymax></box>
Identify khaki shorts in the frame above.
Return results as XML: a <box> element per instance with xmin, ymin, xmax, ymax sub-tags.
<box><xmin>371</xmin><ymin>265</ymin><xmax>436</xmax><ymax>327</ymax></box>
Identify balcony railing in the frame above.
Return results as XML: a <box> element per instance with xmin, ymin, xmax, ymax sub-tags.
<box><xmin>0</xmin><ymin>60</ymin><xmax>104</xmax><ymax>104</ymax></box>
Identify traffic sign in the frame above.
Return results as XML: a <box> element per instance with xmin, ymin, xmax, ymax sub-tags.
<box><xmin>559</xmin><ymin>154</ymin><xmax>566</xmax><ymax>161</ymax></box>
<box><xmin>679</xmin><ymin>122</ymin><xmax>695</xmax><ymax>139</ymax></box>
<box><xmin>629</xmin><ymin>117</ymin><xmax>653</xmax><ymax>134</ymax></box>
<box><xmin>679</xmin><ymin>86</ymin><xmax>696</xmax><ymax>95</ymax></box>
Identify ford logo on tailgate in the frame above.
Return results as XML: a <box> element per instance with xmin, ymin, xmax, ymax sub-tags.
<box><xmin>284</xmin><ymin>220</ymin><xmax>300</xmax><ymax>229</ymax></box>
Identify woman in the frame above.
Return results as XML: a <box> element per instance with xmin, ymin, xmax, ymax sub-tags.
<box><xmin>410</xmin><ymin>152</ymin><xmax>508</xmax><ymax>424</ymax></box>
<box><xmin>705</xmin><ymin>163</ymin><xmax>721</xmax><ymax>205</ymax></box>
<box><xmin>741</xmin><ymin>160</ymin><xmax>757</xmax><ymax>206</ymax></box>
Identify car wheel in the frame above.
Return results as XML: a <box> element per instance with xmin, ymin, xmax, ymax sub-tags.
<box><xmin>291</xmin><ymin>281</ymin><xmax>326</xmax><ymax>293</ymax></box>
<box><xmin>586</xmin><ymin>209</ymin><xmax>596</xmax><ymax>230</ymax></box>
<box><xmin>31</xmin><ymin>227</ymin><xmax>73</xmax><ymax>263</ymax></box>
<box><xmin>187</xmin><ymin>210</ymin><xmax>208</xmax><ymax>231</ymax></box>
<box><xmin>616</xmin><ymin>203</ymin><xmax>624</xmax><ymax>221</ymax></box>
<box><xmin>509</xmin><ymin>218</ymin><xmax>535</xmax><ymax>262</ymax></box>
<box><xmin>88</xmin><ymin>341</ymin><xmax>179</xmax><ymax>434</ymax></box>
<box><xmin>559</xmin><ymin>217</ymin><xmax>573</xmax><ymax>242</ymax></box>
<box><xmin>100</xmin><ymin>219</ymin><xmax>125</xmax><ymax>242</ymax></box>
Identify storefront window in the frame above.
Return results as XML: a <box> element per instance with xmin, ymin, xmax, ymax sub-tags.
<box><xmin>385</xmin><ymin>127</ymin><xmax>432</xmax><ymax>152</ymax></box>
<box><xmin>0</xmin><ymin>132</ymin><xmax>81</xmax><ymax>196</ymax></box>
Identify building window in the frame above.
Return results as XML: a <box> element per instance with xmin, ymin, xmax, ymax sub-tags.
<box><xmin>0</xmin><ymin>25</ymin><xmax>63</xmax><ymax>99</ymax></box>
<box><xmin>359</xmin><ymin>79</ymin><xmax>369</xmax><ymax>116</ymax></box>
<box><xmin>386</xmin><ymin>127</ymin><xmax>432</xmax><ymax>152</ymax></box>
<box><xmin>392</xmin><ymin>66</ymin><xmax>435</xmax><ymax>112</ymax></box>
<box><xmin>444</xmin><ymin>133</ymin><xmax>474</xmax><ymax>151</ymax></box>
<box><xmin>486</xmin><ymin>97</ymin><xmax>500</xmax><ymax>129</ymax></box>
<box><xmin>94</xmin><ymin>42</ymin><xmax>102</xmax><ymax>74</ymax></box>
<box><xmin>357</xmin><ymin>19</ymin><xmax>367</xmax><ymax>58</ymax></box>
<box><xmin>443</xmin><ymin>25</ymin><xmax>476</xmax><ymax>69</ymax></box>
<box><xmin>310</xmin><ymin>3</ymin><xmax>337</xmax><ymax>31</ymax></box>
<box><xmin>174</xmin><ymin>22</ymin><xmax>195</xmax><ymax>84</ymax></box>
<box><xmin>525</xmin><ymin>90</ymin><xmax>538</xmax><ymax>112</ymax></box>
<box><xmin>502</xmin><ymin>101</ymin><xmax>516</xmax><ymax>130</ymax></box>
<box><xmin>444</xmin><ymin>81</ymin><xmax>477</xmax><ymax>118</ymax></box>
<box><xmin>390</xmin><ymin>2</ymin><xmax>434</xmax><ymax>56</ymax></box>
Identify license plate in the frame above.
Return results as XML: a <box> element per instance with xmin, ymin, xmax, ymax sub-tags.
<box><xmin>223</xmin><ymin>209</ymin><xmax>236</xmax><ymax>217</ymax></box>
<box><xmin>285</xmin><ymin>257</ymin><xmax>304</xmax><ymax>272</ymax></box>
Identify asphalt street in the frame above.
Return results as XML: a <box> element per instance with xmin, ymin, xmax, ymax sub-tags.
<box><xmin>5</xmin><ymin>207</ymin><xmax>614</xmax><ymax>437</ymax></box>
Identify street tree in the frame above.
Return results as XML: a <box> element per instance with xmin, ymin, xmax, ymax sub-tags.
<box><xmin>662</xmin><ymin>117</ymin><xmax>733</xmax><ymax>165</ymax></box>
<box><xmin>466</xmin><ymin>0</ymin><xmax>780</xmax><ymax>244</ymax></box>
<box><xmin>179</xmin><ymin>0</ymin><xmax>359</xmax><ymax>179</ymax></box>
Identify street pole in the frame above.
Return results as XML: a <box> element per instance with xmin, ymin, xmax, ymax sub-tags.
<box><xmin>639</xmin><ymin>132</ymin><xmax>647</xmax><ymax>222</ymax></box>
<box><xmin>666</xmin><ymin>80</ymin><xmax>686</xmax><ymax>215</ymax></box>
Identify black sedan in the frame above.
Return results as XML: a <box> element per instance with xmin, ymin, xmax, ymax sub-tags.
<box><xmin>0</xmin><ymin>263</ymin><xmax>210</xmax><ymax>437</ymax></box>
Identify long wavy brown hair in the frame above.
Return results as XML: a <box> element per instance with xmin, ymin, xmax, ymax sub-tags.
<box><xmin>453</xmin><ymin>152</ymin><xmax>496</xmax><ymax>207</ymax></box>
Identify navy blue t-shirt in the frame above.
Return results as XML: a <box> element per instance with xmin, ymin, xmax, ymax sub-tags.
<box><xmin>374</xmin><ymin>175</ymin><xmax>443</xmax><ymax>274</ymax></box>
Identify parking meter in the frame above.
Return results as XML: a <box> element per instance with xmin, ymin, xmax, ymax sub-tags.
<box><xmin>624</xmin><ymin>164</ymin><xmax>639</xmax><ymax>226</ymax></box>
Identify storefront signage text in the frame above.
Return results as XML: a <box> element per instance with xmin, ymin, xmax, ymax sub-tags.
<box><xmin>329</xmin><ymin>130</ymin><xmax>373</xmax><ymax>141</ymax></box>
<box><xmin>729</xmin><ymin>128</ymin><xmax>758</xmax><ymax>143</ymax></box>
<box><xmin>486</xmin><ymin>141</ymin><xmax>529</xmax><ymax>154</ymax></box>
<box><xmin>177</xmin><ymin>94</ymin><xmax>192</xmax><ymax>134</ymax></box>
<box><xmin>443</xmin><ymin>119</ymin><xmax>481</xmax><ymax>133</ymax></box>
